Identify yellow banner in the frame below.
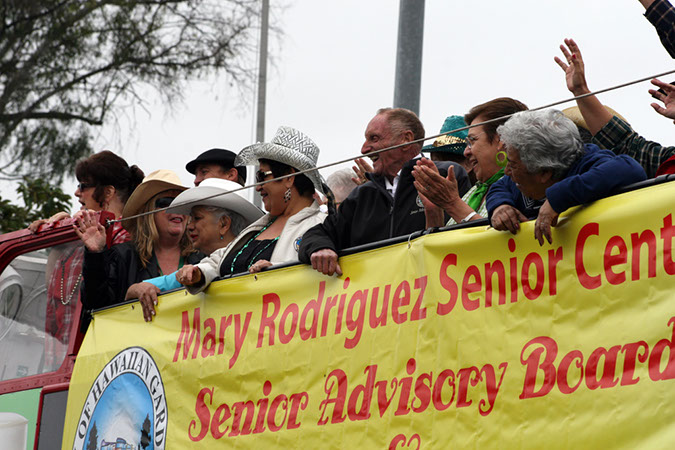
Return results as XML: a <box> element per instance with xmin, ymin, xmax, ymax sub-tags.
<box><xmin>63</xmin><ymin>182</ymin><xmax>675</xmax><ymax>449</ymax></box>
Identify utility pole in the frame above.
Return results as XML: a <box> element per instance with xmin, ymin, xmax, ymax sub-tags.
<box><xmin>393</xmin><ymin>0</ymin><xmax>425</xmax><ymax>115</ymax></box>
<box><xmin>252</xmin><ymin>0</ymin><xmax>269</xmax><ymax>207</ymax></box>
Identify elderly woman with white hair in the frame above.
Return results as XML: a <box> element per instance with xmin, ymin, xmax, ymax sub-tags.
<box><xmin>486</xmin><ymin>109</ymin><xmax>646</xmax><ymax>245</ymax></box>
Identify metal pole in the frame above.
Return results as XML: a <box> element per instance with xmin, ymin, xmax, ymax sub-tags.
<box><xmin>252</xmin><ymin>0</ymin><xmax>269</xmax><ymax>207</ymax></box>
<box><xmin>393</xmin><ymin>0</ymin><xmax>425</xmax><ymax>115</ymax></box>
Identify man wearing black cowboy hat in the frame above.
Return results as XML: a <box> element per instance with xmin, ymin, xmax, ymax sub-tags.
<box><xmin>186</xmin><ymin>148</ymin><xmax>247</xmax><ymax>187</ymax></box>
<box><xmin>299</xmin><ymin>107</ymin><xmax>470</xmax><ymax>276</ymax></box>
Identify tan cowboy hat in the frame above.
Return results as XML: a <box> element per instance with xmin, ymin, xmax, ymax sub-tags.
<box><xmin>166</xmin><ymin>178</ymin><xmax>263</xmax><ymax>225</ymax></box>
<box><xmin>562</xmin><ymin>106</ymin><xmax>627</xmax><ymax>132</ymax></box>
<box><xmin>236</xmin><ymin>126</ymin><xmax>325</xmax><ymax>194</ymax></box>
<box><xmin>122</xmin><ymin>170</ymin><xmax>187</xmax><ymax>227</ymax></box>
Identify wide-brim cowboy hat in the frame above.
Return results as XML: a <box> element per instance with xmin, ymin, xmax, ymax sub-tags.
<box><xmin>562</xmin><ymin>106</ymin><xmax>627</xmax><ymax>132</ymax></box>
<box><xmin>166</xmin><ymin>178</ymin><xmax>263</xmax><ymax>224</ymax></box>
<box><xmin>422</xmin><ymin>115</ymin><xmax>468</xmax><ymax>155</ymax></box>
<box><xmin>236</xmin><ymin>126</ymin><xmax>325</xmax><ymax>194</ymax></box>
<box><xmin>122</xmin><ymin>170</ymin><xmax>187</xmax><ymax>231</ymax></box>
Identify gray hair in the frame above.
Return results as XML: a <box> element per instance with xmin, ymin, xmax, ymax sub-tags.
<box><xmin>497</xmin><ymin>109</ymin><xmax>584</xmax><ymax>179</ymax></box>
<box><xmin>326</xmin><ymin>168</ymin><xmax>358</xmax><ymax>203</ymax></box>
<box><xmin>192</xmin><ymin>205</ymin><xmax>247</xmax><ymax>236</ymax></box>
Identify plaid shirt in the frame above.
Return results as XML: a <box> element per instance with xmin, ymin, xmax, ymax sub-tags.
<box><xmin>592</xmin><ymin>115</ymin><xmax>675</xmax><ymax>178</ymax></box>
<box><xmin>44</xmin><ymin>220</ymin><xmax>130</xmax><ymax>370</ymax></box>
<box><xmin>645</xmin><ymin>0</ymin><xmax>675</xmax><ymax>58</ymax></box>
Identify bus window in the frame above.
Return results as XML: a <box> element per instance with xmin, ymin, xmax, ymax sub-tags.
<box><xmin>0</xmin><ymin>241</ymin><xmax>83</xmax><ymax>381</ymax></box>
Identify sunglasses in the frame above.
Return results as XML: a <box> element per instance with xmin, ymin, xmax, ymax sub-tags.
<box><xmin>154</xmin><ymin>197</ymin><xmax>176</xmax><ymax>209</ymax></box>
<box><xmin>255</xmin><ymin>170</ymin><xmax>274</xmax><ymax>183</ymax></box>
<box><xmin>77</xmin><ymin>182</ymin><xmax>96</xmax><ymax>191</ymax></box>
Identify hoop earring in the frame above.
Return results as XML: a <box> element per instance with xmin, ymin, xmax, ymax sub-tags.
<box><xmin>284</xmin><ymin>188</ymin><xmax>292</xmax><ymax>203</ymax></box>
<box><xmin>495</xmin><ymin>151</ymin><xmax>508</xmax><ymax>168</ymax></box>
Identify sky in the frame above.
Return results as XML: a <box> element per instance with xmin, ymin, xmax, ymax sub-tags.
<box><xmin>8</xmin><ymin>0</ymin><xmax>672</xmax><ymax>212</ymax></box>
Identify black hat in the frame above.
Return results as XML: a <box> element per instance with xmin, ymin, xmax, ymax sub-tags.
<box><xmin>185</xmin><ymin>148</ymin><xmax>246</xmax><ymax>184</ymax></box>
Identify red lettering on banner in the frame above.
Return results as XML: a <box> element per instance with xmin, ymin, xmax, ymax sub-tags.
<box><xmin>299</xmin><ymin>281</ymin><xmax>324</xmax><ymax>341</ymax></box>
<box><xmin>631</xmin><ymin>230</ymin><xmax>657</xmax><ymax>280</ymax></box>
<box><xmin>188</xmin><ymin>381</ymin><xmax>308</xmax><ymax>441</ymax></box>
<box><xmin>603</xmin><ymin>236</ymin><xmax>627</xmax><ymax>285</ymax></box>
<box><xmin>317</xmin><ymin>358</ymin><xmax>507</xmax><ymax>424</ymax></box>
<box><xmin>547</xmin><ymin>247</ymin><xmax>563</xmax><ymax>296</ymax></box>
<box><xmin>173</xmin><ymin>308</ymin><xmax>251</xmax><ymax>369</ymax></box>
<box><xmin>174</xmin><ymin>308</ymin><xmax>201</xmax><ymax>361</ymax></box>
<box><xmin>411</xmin><ymin>277</ymin><xmax>427</xmax><ymax>320</ymax></box>
<box><xmin>620</xmin><ymin>341</ymin><xmax>649</xmax><ymax>385</ymax></box>
<box><xmin>461</xmin><ymin>266</ymin><xmax>481</xmax><ymax>311</ymax></box>
<box><xmin>345</xmin><ymin>289</ymin><xmax>368</xmax><ymax>349</ymax></box>
<box><xmin>189</xmin><ymin>387</ymin><xmax>213</xmax><ymax>441</ymax></box>
<box><xmin>437</xmin><ymin>243</ymin><xmax>562</xmax><ymax>314</ymax></box>
<box><xmin>662</xmin><ymin>214</ymin><xmax>675</xmax><ymax>275</ymax></box>
<box><xmin>575</xmin><ymin>215</ymin><xmax>675</xmax><ymax>289</ymax></box>
<box><xmin>520</xmin><ymin>318</ymin><xmax>675</xmax><ymax>401</ymax></box>
<box><xmin>521</xmin><ymin>252</ymin><xmax>544</xmax><ymax>300</ymax></box>
<box><xmin>258</xmin><ymin>293</ymin><xmax>280</xmax><ymax>347</ymax></box>
<box><xmin>258</xmin><ymin>276</ymin><xmax>431</xmax><ymax>350</ymax></box>
<box><xmin>392</xmin><ymin>281</ymin><xmax>411</xmax><ymax>324</ymax></box>
<box><xmin>437</xmin><ymin>253</ymin><xmax>458</xmax><ymax>315</ymax></box>
<box><xmin>576</xmin><ymin>222</ymin><xmax>601</xmax><ymax>289</ymax></box>
<box><xmin>485</xmin><ymin>260</ymin><xmax>505</xmax><ymax>307</ymax></box>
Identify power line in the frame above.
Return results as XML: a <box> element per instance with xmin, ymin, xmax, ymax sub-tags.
<box><xmin>110</xmin><ymin>67</ymin><xmax>675</xmax><ymax>226</ymax></box>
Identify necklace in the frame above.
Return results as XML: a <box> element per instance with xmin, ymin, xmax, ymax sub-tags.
<box><xmin>230</xmin><ymin>219</ymin><xmax>279</xmax><ymax>273</ymax></box>
<box><xmin>60</xmin><ymin>248</ymin><xmax>82</xmax><ymax>305</ymax></box>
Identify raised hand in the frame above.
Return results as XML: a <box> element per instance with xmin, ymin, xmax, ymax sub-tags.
<box><xmin>73</xmin><ymin>209</ymin><xmax>106</xmax><ymax>252</ymax></box>
<box><xmin>649</xmin><ymin>78</ymin><xmax>675</xmax><ymax>122</ymax></box>
<box><xmin>554</xmin><ymin>38</ymin><xmax>590</xmax><ymax>96</ymax></box>
<box><xmin>351</xmin><ymin>158</ymin><xmax>374</xmax><ymax>185</ymax></box>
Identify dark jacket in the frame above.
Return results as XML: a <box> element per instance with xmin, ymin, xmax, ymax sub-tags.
<box><xmin>82</xmin><ymin>241</ymin><xmax>203</xmax><ymax>310</ymax></box>
<box><xmin>485</xmin><ymin>144</ymin><xmax>647</xmax><ymax>222</ymax></box>
<box><xmin>299</xmin><ymin>158</ymin><xmax>470</xmax><ymax>259</ymax></box>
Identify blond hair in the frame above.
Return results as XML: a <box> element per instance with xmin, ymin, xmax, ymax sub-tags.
<box><xmin>132</xmin><ymin>192</ymin><xmax>193</xmax><ymax>268</ymax></box>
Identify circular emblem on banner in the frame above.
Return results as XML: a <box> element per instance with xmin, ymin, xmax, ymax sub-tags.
<box><xmin>294</xmin><ymin>236</ymin><xmax>302</xmax><ymax>252</ymax></box>
<box><xmin>73</xmin><ymin>347</ymin><xmax>167</xmax><ymax>450</ymax></box>
<box><xmin>416</xmin><ymin>195</ymin><xmax>424</xmax><ymax>208</ymax></box>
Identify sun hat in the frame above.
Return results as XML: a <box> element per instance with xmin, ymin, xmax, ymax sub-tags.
<box><xmin>562</xmin><ymin>106</ymin><xmax>627</xmax><ymax>132</ymax></box>
<box><xmin>166</xmin><ymin>178</ymin><xmax>263</xmax><ymax>224</ymax></box>
<box><xmin>236</xmin><ymin>126</ymin><xmax>325</xmax><ymax>194</ymax></box>
<box><xmin>122</xmin><ymin>170</ymin><xmax>187</xmax><ymax>223</ymax></box>
<box><xmin>422</xmin><ymin>115</ymin><xmax>468</xmax><ymax>155</ymax></box>
<box><xmin>185</xmin><ymin>148</ymin><xmax>246</xmax><ymax>185</ymax></box>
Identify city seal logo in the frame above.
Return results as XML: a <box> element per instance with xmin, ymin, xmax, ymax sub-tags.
<box><xmin>73</xmin><ymin>347</ymin><xmax>167</xmax><ymax>450</ymax></box>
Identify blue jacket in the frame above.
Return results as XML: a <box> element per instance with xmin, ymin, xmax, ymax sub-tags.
<box><xmin>486</xmin><ymin>144</ymin><xmax>647</xmax><ymax>221</ymax></box>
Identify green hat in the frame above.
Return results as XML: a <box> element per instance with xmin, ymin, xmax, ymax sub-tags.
<box><xmin>422</xmin><ymin>115</ymin><xmax>468</xmax><ymax>155</ymax></box>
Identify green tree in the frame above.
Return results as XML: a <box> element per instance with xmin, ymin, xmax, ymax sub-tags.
<box><xmin>0</xmin><ymin>0</ymin><xmax>260</xmax><ymax>184</ymax></box>
<box><xmin>0</xmin><ymin>177</ymin><xmax>72</xmax><ymax>232</ymax></box>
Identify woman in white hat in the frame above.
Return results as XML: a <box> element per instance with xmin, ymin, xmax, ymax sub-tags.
<box><xmin>124</xmin><ymin>178</ymin><xmax>263</xmax><ymax>321</ymax></box>
<box><xmin>177</xmin><ymin>126</ymin><xmax>328</xmax><ymax>293</ymax></box>
<box><xmin>76</xmin><ymin>169</ymin><xmax>201</xmax><ymax>311</ymax></box>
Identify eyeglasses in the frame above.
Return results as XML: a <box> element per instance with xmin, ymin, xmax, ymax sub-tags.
<box><xmin>154</xmin><ymin>197</ymin><xmax>176</xmax><ymax>209</ymax></box>
<box><xmin>76</xmin><ymin>182</ymin><xmax>96</xmax><ymax>191</ymax></box>
<box><xmin>255</xmin><ymin>170</ymin><xmax>274</xmax><ymax>183</ymax></box>
<box><xmin>464</xmin><ymin>131</ymin><xmax>486</xmax><ymax>149</ymax></box>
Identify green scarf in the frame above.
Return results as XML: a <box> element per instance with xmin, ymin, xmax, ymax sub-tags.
<box><xmin>466</xmin><ymin>168</ymin><xmax>504</xmax><ymax>211</ymax></box>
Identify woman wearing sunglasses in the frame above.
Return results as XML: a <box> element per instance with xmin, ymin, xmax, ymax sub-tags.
<box><xmin>177</xmin><ymin>126</ymin><xmax>328</xmax><ymax>292</ymax></box>
<box><xmin>76</xmin><ymin>170</ymin><xmax>202</xmax><ymax>310</ymax></box>
<box><xmin>28</xmin><ymin>150</ymin><xmax>144</xmax><ymax>369</ymax></box>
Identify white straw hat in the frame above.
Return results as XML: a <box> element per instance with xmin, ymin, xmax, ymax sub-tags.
<box><xmin>166</xmin><ymin>178</ymin><xmax>263</xmax><ymax>224</ymax></box>
<box><xmin>236</xmin><ymin>126</ymin><xmax>325</xmax><ymax>194</ymax></box>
